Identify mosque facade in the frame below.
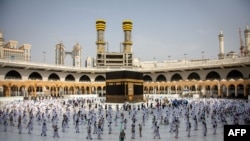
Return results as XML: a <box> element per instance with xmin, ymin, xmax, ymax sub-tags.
<box><xmin>0</xmin><ymin>20</ymin><xmax>250</xmax><ymax>99</ymax></box>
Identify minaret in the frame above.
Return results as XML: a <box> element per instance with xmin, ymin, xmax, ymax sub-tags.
<box><xmin>0</xmin><ymin>33</ymin><xmax>4</xmax><ymax>59</ymax></box>
<box><xmin>72</xmin><ymin>43</ymin><xmax>81</xmax><ymax>67</ymax></box>
<box><xmin>239</xmin><ymin>28</ymin><xmax>245</xmax><ymax>56</ymax></box>
<box><xmin>96</xmin><ymin>19</ymin><xmax>106</xmax><ymax>53</ymax></box>
<box><xmin>122</xmin><ymin>20</ymin><xmax>133</xmax><ymax>53</ymax></box>
<box><xmin>244</xmin><ymin>25</ymin><xmax>250</xmax><ymax>55</ymax></box>
<box><xmin>218</xmin><ymin>30</ymin><xmax>225</xmax><ymax>59</ymax></box>
<box><xmin>0</xmin><ymin>33</ymin><xmax>3</xmax><ymax>46</ymax></box>
<box><xmin>55</xmin><ymin>42</ymin><xmax>65</xmax><ymax>65</ymax></box>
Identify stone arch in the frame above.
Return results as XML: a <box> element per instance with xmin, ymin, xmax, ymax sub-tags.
<box><xmin>228</xmin><ymin>84</ymin><xmax>235</xmax><ymax>98</ymax></box>
<box><xmin>183</xmin><ymin>84</ymin><xmax>189</xmax><ymax>95</ymax></box>
<box><xmin>58</xmin><ymin>86</ymin><xmax>64</xmax><ymax>97</ymax></box>
<box><xmin>65</xmin><ymin>74</ymin><xmax>75</xmax><ymax>81</ymax></box>
<box><xmin>149</xmin><ymin>86</ymin><xmax>153</xmax><ymax>94</ymax></box>
<box><xmin>236</xmin><ymin>84</ymin><xmax>244</xmax><ymax>98</ymax></box>
<box><xmin>27</xmin><ymin>85</ymin><xmax>35</xmax><ymax>97</ymax></box>
<box><xmin>159</xmin><ymin>86</ymin><xmax>164</xmax><ymax>94</ymax></box>
<box><xmin>79</xmin><ymin>75</ymin><xmax>91</xmax><ymax>82</ymax></box>
<box><xmin>69</xmin><ymin>86</ymin><xmax>74</xmax><ymax>94</ymax></box>
<box><xmin>36</xmin><ymin>85</ymin><xmax>43</xmax><ymax>96</ymax></box>
<box><xmin>205</xmin><ymin>85</ymin><xmax>211</xmax><ymax>97</ymax></box>
<box><xmin>170</xmin><ymin>85</ymin><xmax>176</xmax><ymax>94</ymax></box>
<box><xmin>5</xmin><ymin>70</ymin><xmax>22</xmax><ymax>80</ymax></box>
<box><xmin>177</xmin><ymin>85</ymin><xmax>182</xmax><ymax>94</ymax></box>
<box><xmin>206</xmin><ymin>71</ymin><xmax>221</xmax><ymax>80</ymax></box>
<box><xmin>81</xmin><ymin>86</ymin><xmax>85</xmax><ymax>94</ymax></box>
<box><xmin>143</xmin><ymin>75</ymin><xmax>152</xmax><ymax>82</ymax></box>
<box><xmin>48</xmin><ymin>73</ymin><xmax>60</xmax><ymax>81</ymax></box>
<box><xmin>10</xmin><ymin>85</ymin><xmax>18</xmax><ymax>96</ymax></box>
<box><xmin>103</xmin><ymin>86</ymin><xmax>106</xmax><ymax>96</ymax></box>
<box><xmin>0</xmin><ymin>85</ymin><xmax>8</xmax><ymax>97</ymax></box>
<box><xmin>43</xmin><ymin>86</ymin><xmax>50</xmax><ymax>96</ymax></box>
<box><xmin>91</xmin><ymin>86</ymin><xmax>96</xmax><ymax>94</ymax></box>
<box><xmin>97</xmin><ymin>86</ymin><xmax>102</xmax><ymax>96</ymax></box>
<box><xmin>154</xmin><ymin>86</ymin><xmax>158</xmax><ymax>94</ymax></box>
<box><xmin>226</xmin><ymin>70</ymin><xmax>243</xmax><ymax>80</ymax></box>
<box><xmin>144</xmin><ymin>86</ymin><xmax>149</xmax><ymax>94</ymax></box>
<box><xmin>64</xmin><ymin>86</ymin><xmax>69</xmax><ymax>95</ymax></box>
<box><xmin>171</xmin><ymin>73</ymin><xmax>182</xmax><ymax>81</ymax></box>
<box><xmin>197</xmin><ymin>85</ymin><xmax>202</xmax><ymax>94</ymax></box>
<box><xmin>156</xmin><ymin>74</ymin><xmax>167</xmax><ymax>82</ymax></box>
<box><xmin>221</xmin><ymin>84</ymin><xmax>227</xmax><ymax>98</ymax></box>
<box><xmin>95</xmin><ymin>75</ymin><xmax>105</xmax><ymax>82</ymax></box>
<box><xmin>211</xmin><ymin>84</ymin><xmax>218</xmax><ymax>97</ymax></box>
<box><xmin>20</xmin><ymin>85</ymin><xmax>27</xmax><ymax>96</ymax></box>
<box><xmin>246</xmin><ymin>84</ymin><xmax>250</xmax><ymax>97</ymax></box>
<box><xmin>28</xmin><ymin>72</ymin><xmax>42</xmax><ymax>80</ymax></box>
<box><xmin>50</xmin><ymin>86</ymin><xmax>57</xmax><ymax>97</ymax></box>
<box><xmin>187</xmin><ymin>72</ymin><xmax>200</xmax><ymax>80</ymax></box>
<box><xmin>189</xmin><ymin>85</ymin><xmax>196</xmax><ymax>95</ymax></box>
<box><xmin>165</xmin><ymin>86</ymin><xmax>169</xmax><ymax>94</ymax></box>
<box><xmin>86</xmin><ymin>86</ymin><xmax>90</xmax><ymax>94</ymax></box>
<box><xmin>75</xmin><ymin>86</ymin><xmax>81</xmax><ymax>94</ymax></box>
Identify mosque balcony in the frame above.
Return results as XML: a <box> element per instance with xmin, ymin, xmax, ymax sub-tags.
<box><xmin>138</xmin><ymin>56</ymin><xmax>250</xmax><ymax>72</ymax></box>
<box><xmin>0</xmin><ymin>57</ymin><xmax>250</xmax><ymax>73</ymax></box>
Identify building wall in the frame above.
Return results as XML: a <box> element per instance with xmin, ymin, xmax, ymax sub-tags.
<box><xmin>0</xmin><ymin>65</ymin><xmax>249</xmax><ymax>98</ymax></box>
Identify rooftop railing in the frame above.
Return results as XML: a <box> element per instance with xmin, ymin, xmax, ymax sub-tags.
<box><xmin>0</xmin><ymin>56</ymin><xmax>250</xmax><ymax>72</ymax></box>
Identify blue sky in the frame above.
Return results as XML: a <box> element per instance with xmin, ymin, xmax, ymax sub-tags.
<box><xmin>0</xmin><ymin>0</ymin><xmax>250</xmax><ymax>66</ymax></box>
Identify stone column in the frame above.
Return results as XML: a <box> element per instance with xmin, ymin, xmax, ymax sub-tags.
<box><xmin>226</xmin><ymin>86</ymin><xmax>229</xmax><ymax>97</ymax></box>
<box><xmin>235</xmin><ymin>86</ymin><xmax>237</xmax><ymax>97</ymax></box>
<box><xmin>55</xmin><ymin>87</ymin><xmax>58</xmax><ymax>97</ymax></box>
<box><xmin>244</xmin><ymin>86</ymin><xmax>247</xmax><ymax>97</ymax></box>
<box><xmin>7</xmin><ymin>87</ymin><xmax>10</xmax><ymax>97</ymax></box>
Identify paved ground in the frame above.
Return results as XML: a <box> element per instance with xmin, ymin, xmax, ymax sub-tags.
<box><xmin>0</xmin><ymin>98</ymin><xmax>229</xmax><ymax>141</ymax></box>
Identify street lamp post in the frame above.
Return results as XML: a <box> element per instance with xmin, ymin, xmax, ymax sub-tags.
<box><xmin>201</xmin><ymin>51</ymin><xmax>204</xmax><ymax>60</ymax></box>
<box><xmin>43</xmin><ymin>51</ymin><xmax>46</xmax><ymax>63</ymax></box>
<box><xmin>184</xmin><ymin>53</ymin><xmax>187</xmax><ymax>64</ymax></box>
<box><xmin>168</xmin><ymin>55</ymin><xmax>170</xmax><ymax>63</ymax></box>
<box><xmin>153</xmin><ymin>57</ymin><xmax>156</xmax><ymax>67</ymax></box>
<box><xmin>202</xmin><ymin>51</ymin><xmax>206</xmax><ymax>63</ymax></box>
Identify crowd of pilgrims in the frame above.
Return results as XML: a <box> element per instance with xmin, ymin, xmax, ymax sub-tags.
<box><xmin>0</xmin><ymin>97</ymin><xmax>249</xmax><ymax>140</ymax></box>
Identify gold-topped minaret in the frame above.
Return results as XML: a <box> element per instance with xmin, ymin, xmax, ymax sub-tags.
<box><xmin>96</xmin><ymin>19</ymin><xmax>106</xmax><ymax>53</ymax></box>
<box><xmin>122</xmin><ymin>20</ymin><xmax>133</xmax><ymax>53</ymax></box>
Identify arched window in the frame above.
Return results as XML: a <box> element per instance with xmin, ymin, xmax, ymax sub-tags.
<box><xmin>187</xmin><ymin>72</ymin><xmax>200</xmax><ymax>80</ymax></box>
<box><xmin>48</xmin><ymin>73</ymin><xmax>60</xmax><ymax>81</ymax></box>
<box><xmin>5</xmin><ymin>70</ymin><xmax>22</xmax><ymax>80</ymax></box>
<box><xmin>206</xmin><ymin>71</ymin><xmax>221</xmax><ymax>80</ymax></box>
<box><xmin>79</xmin><ymin>75</ymin><xmax>91</xmax><ymax>82</ymax></box>
<box><xmin>156</xmin><ymin>74</ymin><xmax>166</xmax><ymax>82</ymax></box>
<box><xmin>143</xmin><ymin>75</ymin><xmax>152</xmax><ymax>82</ymax></box>
<box><xmin>171</xmin><ymin>73</ymin><xmax>182</xmax><ymax>81</ymax></box>
<box><xmin>28</xmin><ymin>72</ymin><xmax>42</xmax><ymax>80</ymax></box>
<box><xmin>65</xmin><ymin>74</ymin><xmax>75</xmax><ymax>81</ymax></box>
<box><xmin>226</xmin><ymin>70</ymin><xmax>243</xmax><ymax>80</ymax></box>
<box><xmin>95</xmin><ymin>75</ymin><xmax>105</xmax><ymax>81</ymax></box>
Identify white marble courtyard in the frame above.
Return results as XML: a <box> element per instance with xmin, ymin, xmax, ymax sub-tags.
<box><xmin>1</xmin><ymin>96</ymin><xmax>248</xmax><ymax>141</ymax></box>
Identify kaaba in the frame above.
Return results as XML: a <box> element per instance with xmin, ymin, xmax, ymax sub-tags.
<box><xmin>106</xmin><ymin>70</ymin><xmax>144</xmax><ymax>103</ymax></box>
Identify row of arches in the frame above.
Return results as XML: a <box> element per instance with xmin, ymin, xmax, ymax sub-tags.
<box><xmin>0</xmin><ymin>81</ymin><xmax>106</xmax><ymax>97</ymax></box>
<box><xmin>4</xmin><ymin>70</ymin><xmax>247</xmax><ymax>82</ymax></box>
<box><xmin>144</xmin><ymin>70</ymin><xmax>245</xmax><ymax>82</ymax></box>
<box><xmin>143</xmin><ymin>82</ymin><xmax>250</xmax><ymax>98</ymax></box>
<box><xmin>4</xmin><ymin>85</ymin><xmax>106</xmax><ymax>97</ymax></box>
<box><xmin>1</xmin><ymin>79</ymin><xmax>249</xmax><ymax>98</ymax></box>
<box><xmin>5</xmin><ymin>70</ymin><xmax>105</xmax><ymax>82</ymax></box>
